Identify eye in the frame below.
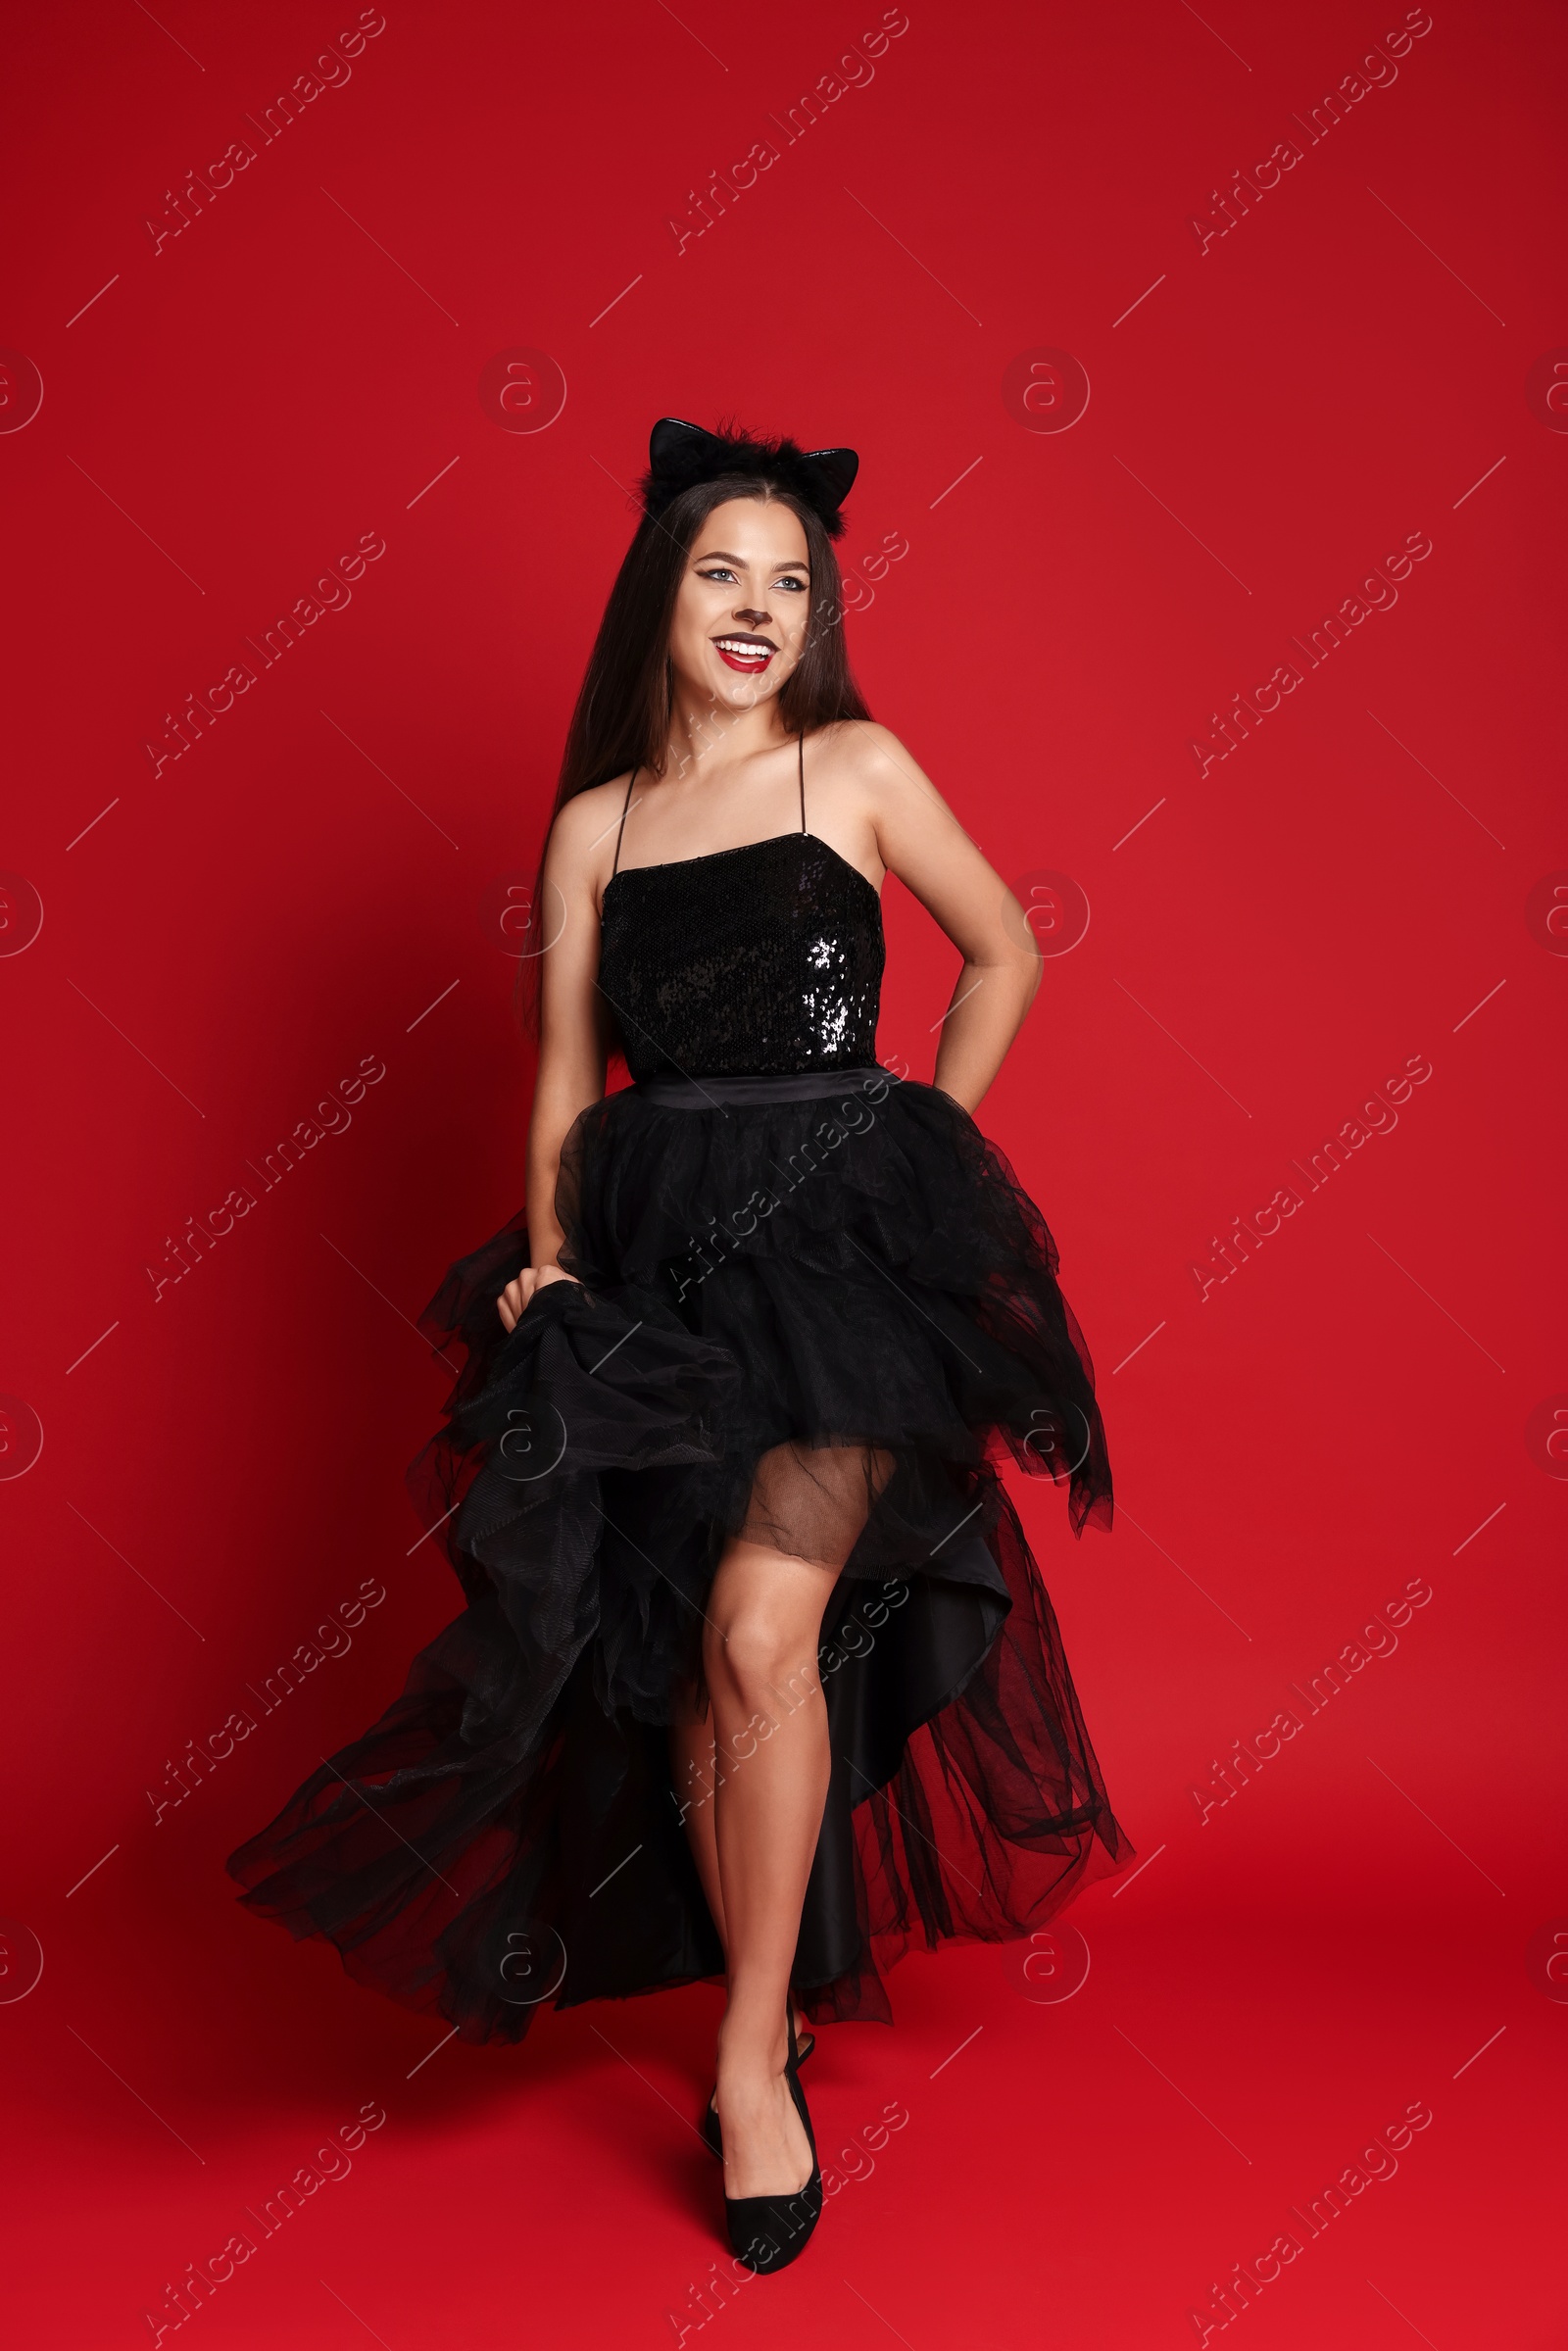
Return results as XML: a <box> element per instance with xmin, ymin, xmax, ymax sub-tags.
<box><xmin>774</xmin><ymin>575</ymin><xmax>808</xmax><ymax>593</ymax></box>
<box><xmin>698</xmin><ymin>566</ymin><xmax>737</xmax><ymax>584</ymax></box>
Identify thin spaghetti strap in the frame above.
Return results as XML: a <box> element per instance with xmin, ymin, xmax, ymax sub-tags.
<box><xmin>798</xmin><ymin>732</ymin><xmax>808</xmax><ymax>835</ymax></box>
<box><xmin>611</xmin><ymin>766</ymin><xmax>638</xmax><ymax>878</ymax></box>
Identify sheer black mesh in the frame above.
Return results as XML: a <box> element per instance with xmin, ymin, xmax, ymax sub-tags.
<box><xmin>739</xmin><ymin>1440</ymin><xmax>896</xmax><ymax>1566</ymax></box>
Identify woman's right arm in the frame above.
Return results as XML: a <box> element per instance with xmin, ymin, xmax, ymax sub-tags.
<box><xmin>497</xmin><ymin>792</ymin><xmax>616</xmax><ymax>1331</ymax></box>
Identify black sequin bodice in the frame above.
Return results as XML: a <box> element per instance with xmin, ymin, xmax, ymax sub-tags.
<box><xmin>598</xmin><ymin>832</ymin><xmax>884</xmax><ymax>1082</ymax></box>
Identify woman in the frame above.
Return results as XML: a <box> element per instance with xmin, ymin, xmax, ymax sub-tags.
<box><xmin>229</xmin><ymin>417</ymin><xmax>1128</xmax><ymax>2274</ymax></box>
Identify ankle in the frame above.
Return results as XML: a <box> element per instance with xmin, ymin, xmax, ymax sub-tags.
<box><xmin>716</xmin><ymin>2025</ymin><xmax>788</xmax><ymax>2082</ymax></box>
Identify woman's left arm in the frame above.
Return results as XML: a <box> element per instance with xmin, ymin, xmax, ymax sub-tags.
<box><xmin>856</xmin><ymin>724</ymin><xmax>1042</xmax><ymax>1114</ymax></box>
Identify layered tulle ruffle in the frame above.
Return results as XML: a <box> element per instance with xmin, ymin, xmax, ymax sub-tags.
<box><xmin>227</xmin><ymin>1073</ymin><xmax>1128</xmax><ymax>2040</ymax></box>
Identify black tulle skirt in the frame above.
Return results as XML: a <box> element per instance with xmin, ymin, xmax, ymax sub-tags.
<box><xmin>227</xmin><ymin>1068</ymin><xmax>1129</xmax><ymax>2041</ymax></box>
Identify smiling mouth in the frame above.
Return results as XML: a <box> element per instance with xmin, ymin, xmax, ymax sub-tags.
<box><xmin>712</xmin><ymin>634</ymin><xmax>776</xmax><ymax>673</ymax></box>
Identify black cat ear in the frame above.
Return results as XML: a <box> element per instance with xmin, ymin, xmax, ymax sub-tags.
<box><xmin>802</xmin><ymin>446</ymin><xmax>858</xmax><ymax>508</ymax></box>
<box><xmin>648</xmin><ymin>416</ymin><xmax>716</xmax><ymax>476</ymax></box>
<box><xmin>642</xmin><ymin>418</ymin><xmax>858</xmax><ymax>534</ymax></box>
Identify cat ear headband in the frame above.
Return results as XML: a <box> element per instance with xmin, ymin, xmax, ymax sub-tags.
<box><xmin>641</xmin><ymin>416</ymin><xmax>859</xmax><ymax>539</ymax></box>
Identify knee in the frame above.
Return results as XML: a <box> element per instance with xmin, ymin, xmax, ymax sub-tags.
<box><xmin>705</xmin><ymin>1603</ymin><xmax>817</xmax><ymax>1716</ymax></box>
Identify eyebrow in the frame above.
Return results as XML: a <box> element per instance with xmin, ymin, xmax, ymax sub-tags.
<box><xmin>695</xmin><ymin>549</ymin><xmax>810</xmax><ymax>570</ymax></box>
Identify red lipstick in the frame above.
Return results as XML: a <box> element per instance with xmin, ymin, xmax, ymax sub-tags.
<box><xmin>712</xmin><ymin>633</ymin><xmax>776</xmax><ymax>674</ymax></box>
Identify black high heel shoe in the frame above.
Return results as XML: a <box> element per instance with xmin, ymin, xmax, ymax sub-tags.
<box><xmin>700</xmin><ymin>2018</ymin><xmax>813</xmax><ymax>2160</ymax></box>
<box><xmin>721</xmin><ymin>2013</ymin><xmax>822</xmax><ymax>2275</ymax></box>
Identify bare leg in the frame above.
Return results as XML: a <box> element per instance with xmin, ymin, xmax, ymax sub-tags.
<box><xmin>704</xmin><ymin>1536</ymin><xmax>839</xmax><ymax>2199</ymax></box>
<box><xmin>673</xmin><ymin>1441</ymin><xmax>889</xmax><ymax>2184</ymax></box>
<box><xmin>670</xmin><ymin>1692</ymin><xmax>815</xmax><ymax>2047</ymax></box>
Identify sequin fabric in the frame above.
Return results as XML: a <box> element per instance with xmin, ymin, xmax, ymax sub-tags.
<box><xmin>598</xmin><ymin>832</ymin><xmax>885</xmax><ymax>1081</ymax></box>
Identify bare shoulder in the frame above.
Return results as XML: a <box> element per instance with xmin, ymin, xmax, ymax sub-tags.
<box><xmin>545</xmin><ymin>774</ymin><xmax>634</xmax><ymax>880</ymax></box>
<box><xmin>808</xmin><ymin>719</ymin><xmax>937</xmax><ymax>811</ymax></box>
<box><xmin>810</xmin><ymin>718</ymin><xmax>963</xmax><ymax>835</ymax></box>
<box><xmin>810</xmin><ymin>718</ymin><xmax>913</xmax><ymax>783</ymax></box>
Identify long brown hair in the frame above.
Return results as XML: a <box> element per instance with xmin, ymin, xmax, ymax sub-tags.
<box><xmin>518</xmin><ymin>475</ymin><xmax>871</xmax><ymax>1017</ymax></box>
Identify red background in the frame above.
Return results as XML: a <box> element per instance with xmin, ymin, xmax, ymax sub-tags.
<box><xmin>3</xmin><ymin>1</ymin><xmax>1564</xmax><ymax>2343</ymax></box>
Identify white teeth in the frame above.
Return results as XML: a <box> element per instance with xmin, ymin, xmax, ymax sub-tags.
<box><xmin>716</xmin><ymin>638</ymin><xmax>770</xmax><ymax>656</ymax></box>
